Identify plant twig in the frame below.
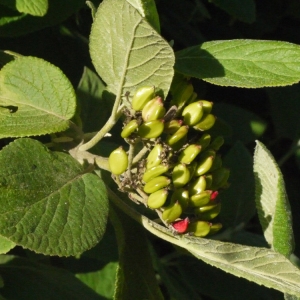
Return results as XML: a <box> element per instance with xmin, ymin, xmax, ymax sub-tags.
<box><xmin>79</xmin><ymin>103</ymin><xmax>125</xmax><ymax>151</ymax></box>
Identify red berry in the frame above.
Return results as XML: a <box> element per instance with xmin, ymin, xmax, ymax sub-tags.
<box><xmin>210</xmin><ymin>191</ymin><xmax>219</xmax><ymax>201</ymax></box>
<box><xmin>172</xmin><ymin>217</ymin><xmax>190</xmax><ymax>233</ymax></box>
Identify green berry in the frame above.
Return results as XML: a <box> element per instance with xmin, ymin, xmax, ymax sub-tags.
<box><xmin>131</xmin><ymin>86</ymin><xmax>155</xmax><ymax>111</ymax></box>
<box><xmin>171</xmin><ymin>82</ymin><xmax>194</xmax><ymax>109</ymax></box>
<box><xmin>210</xmin><ymin>155</ymin><xmax>222</xmax><ymax>172</ymax></box>
<box><xmin>121</xmin><ymin>119</ymin><xmax>139</xmax><ymax>138</ymax></box>
<box><xmin>182</xmin><ymin>101</ymin><xmax>204</xmax><ymax>126</ymax></box>
<box><xmin>142</xmin><ymin>164</ymin><xmax>169</xmax><ymax>183</ymax></box>
<box><xmin>147</xmin><ymin>189</ymin><xmax>168</xmax><ymax>209</ymax></box>
<box><xmin>193</xmin><ymin>114</ymin><xmax>216</xmax><ymax>131</ymax></box>
<box><xmin>200</xmin><ymin>100</ymin><xmax>213</xmax><ymax>114</ymax></box>
<box><xmin>195</xmin><ymin>150</ymin><xmax>216</xmax><ymax>176</ymax></box>
<box><xmin>142</xmin><ymin>96</ymin><xmax>166</xmax><ymax>121</ymax></box>
<box><xmin>172</xmin><ymin>163</ymin><xmax>191</xmax><ymax>188</ymax></box>
<box><xmin>171</xmin><ymin>188</ymin><xmax>189</xmax><ymax>210</ymax></box>
<box><xmin>108</xmin><ymin>147</ymin><xmax>128</xmax><ymax>175</ymax></box>
<box><xmin>187</xmin><ymin>221</ymin><xmax>211</xmax><ymax>237</ymax></box>
<box><xmin>166</xmin><ymin>125</ymin><xmax>189</xmax><ymax>147</ymax></box>
<box><xmin>189</xmin><ymin>191</ymin><xmax>211</xmax><ymax>207</ymax></box>
<box><xmin>164</xmin><ymin>119</ymin><xmax>183</xmax><ymax>134</ymax></box>
<box><xmin>143</xmin><ymin>176</ymin><xmax>171</xmax><ymax>194</ymax></box>
<box><xmin>210</xmin><ymin>167</ymin><xmax>230</xmax><ymax>190</ymax></box>
<box><xmin>178</xmin><ymin>144</ymin><xmax>201</xmax><ymax>164</ymax></box>
<box><xmin>197</xmin><ymin>133</ymin><xmax>211</xmax><ymax>151</ymax></box>
<box><xmin>146</xmin><ymin>144</ymin><xmax>163</xmax><ymax>169</ymax></box>
<box><xmin>138</xmin><ymin>119</ymin><xmax>164</xmax><ymax>139</ymax></box>
<box><xmin>194</xmin><ymin>203</ymin><xmax>221</xmax><ymax>221</ymax></box>
<box><xmin>188</xmin><ymin>175</ymin><xmax>206</xmax><ymax>196</ymax></box>
<box><xmin>209</xmin><ymin>223</ymin><xmax>222</xmax><ymax>235</ymax></box>
<box><xmin>209</xmin><ymin>136</ymin><xmax>224</xmax><ymax>151</ymax></box>
<box><xmin>162</xmin><ymin>201</ymin><xmax>183</xmax><ymax>223</ymax></box>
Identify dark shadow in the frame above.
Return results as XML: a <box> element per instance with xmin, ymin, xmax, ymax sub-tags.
<box><xmin>175</xmin><ymin>47</ymin><xmax>225</xmax><ymax>79</ymax></box>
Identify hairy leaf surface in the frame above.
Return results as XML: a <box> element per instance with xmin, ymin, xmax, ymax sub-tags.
<box><xmin>0</xmin><ymin>138</ymin><xmax>108</xmax><ymax>256</ymax></box>
<box><xmin>175</xmin><ymin>40</ymin><xmax>300</xmax><ymax>88</ymax></box>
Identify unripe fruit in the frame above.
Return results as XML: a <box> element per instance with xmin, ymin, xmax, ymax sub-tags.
<box><xmin>187</xmin><ymin>161</ymin><xmax>198</xmax><ymax>179</ymax></box>
<box><xmin>147</xmin><ymin>189</ymin><xmax>168</xmax><ymax>209</ymax></box>
<box><xmin>142</xmin><ymin>164</ymin><xmax>169</xmax><ymax>183</ymax></box>
<box><xmin>189</xmin><ymin>190</ymin><xmax>211</xmax><ymax>207</ymax></box>
<box><xmin>182</xmin><ymin>101</ymin><xmax>204</xmax><ymax>126</ymax></box>
<box><xmin>205</xmin><ymin>174</ymin><xmax>213</xmax><ymax>189</ymax></box>
<box><xmin>193</xmin><ymin>114</ymin><xmax>216</xmax><ymax>131</ymax></box>
<box><xmin>194</xmin><ymin>203</ymin><xmax>221</xmax><ymax>220</ymax></box>
<box><xmin>178</xmin><ymin>144</ymin><xmax>201</xmax><ymax>164</ymax></box>
<box><xmin>131</xmin><ymin>86</ymin><xmax>155</xmax><ymax>111</ymax></box>
<box><xmin>166</xmin><ymin>126</ymin><xmax>189</xmax><ymax>147</ymax></box>
<box><xmin>146</xmin><ymin>144</ymin><xmax>163</xmax><ymax>169</ymax></box>
<box><xmin>187</xmin><ymin>221</ymin><xmax>211</xmax><ymax>237</ymax></box>
<box><xmin>138</xmin><ymin>119</ymin><xmax>164</xmax><ymax>139</ymax></box>
<box><xmin>169</xmin><ymin>134</ymin><xmax>187</xmax><ymax>151</ymax></box>
<box><xmin>209</xmin><ymin>136</ymin><xmax>224</xmax><ymax>151</ymax></box>
<box><xmin>171</xmin><ymin>188</ymin><xmax>189</xmax><ymax>210</ymax></box>
<box><xmin>200</xmin><ymin>100</ymin><xmax>213</xmax><ymax>114</ymax></box>
<box><xmin>143</xmin><ymin>176</ymin><xmax>171</xmax><ymax>194</ymax></box>
<box><xmin>209</xmin><ymin>223</ymin><xmax>222</xmax><ymax>234</ymax></box>
<box><xmin>171</xmin><ymin>82</ymin><xmax>194</xmax><ymax>109</ymax></box>
<box><xmin>108</xmin><ymin>147</ymin><xmax>128</xmax><ymax>175</ymax></box>
<box><xmin>188</xmin><ymin>175</ymin><xmax>206</xmax><ymax>196</ymax></box>
<box><xmin>210</xmin><ymin>167</ymin><xmax>230</xmax><ymax>190</ymax></box>
<box><xmin>142</xmin><ymin>97</ymin><xmax>166</xmax><ymax>121</ymax></box>
<box><xmin>210</xmin><ymin>155</ymin><xmax>222</xmax><ymax>172</ymax></box>
<box><xmin>195</xmin><ymin>150</ymin><xmax>216</xmax><ymax>176</ymax></box>
<box><xmin>162</xmin><ymin>201</ymin><xmax>183</xmax><ymax>223</ymax></box>
<box><xmin>172</xmin><ymin>163</ymin><xmax>191</xmax><ymax>188</ymax></box>
<box><xmin>121</xmin><ymin>119</ymin><xmax>139</xmax><ymax>138</ymax></box>
<box><xmin>197</xmin><ymin>133</ymin><xmax>211</xmax><ymax>151</ymax></box>
<box><xmin>185</xmin><ymin>92</ymin><xmax>198</xmax><ymax>106</ymax></box>
<box><xmin>163</xmin><ymin>119</ymin><xmax>183</xmax><ymax>134</ymax></box>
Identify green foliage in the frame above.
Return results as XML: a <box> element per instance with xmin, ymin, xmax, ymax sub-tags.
<box><xmin>0</xmin><ymin>0</ymin><xmax>300</xmax><ymax>299</ymax></box>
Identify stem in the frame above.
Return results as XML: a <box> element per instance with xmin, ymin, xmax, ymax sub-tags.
<box><xmin>278</xmin><ymin>138</ymin><xmax>300</xmax><ymax>167</ymax></box>
<box><xmin>127</xmin><ymin>143</ymin><xmax>135</xmax><ymax>180</ymax></box>
<box><xmin>79</xmin><ymin>102</ymin><xmax>125</xmax><ymax>152</ymax></box>
<box><xmin>94</xmin><ymin>156</ymin><xmax>110</xmax><ymax>171</ymax></box>
<box><xmin>132</xmin><ymin>146</ymin><xmax>148</xmax><ymax>165</ymax></box>
<box><xmin>107</xmin><ymin>187</ymin><xmax>179</xmax><ymax>244</ymax></box>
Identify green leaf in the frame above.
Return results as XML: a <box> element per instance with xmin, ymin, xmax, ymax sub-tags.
<box><xmin>76</xmin><ymin>262</ymin><xmax>118</xmax><ymax>299</ymax></box>
<box><xmin>76</xmin><ymin>67</ymin><xmax>112</xmax><ymax>133</ymax></box>
<box><xmin>0</xmin><ymin>255</ymin><xmax>102</xmax><ymax>300</ymax></box>
<box><xmin>209</xmin><ymin>0</ymin><xmax>256</xmax><ymax>23</ymax></box>
<box><xmin>0</xmin><ymin>236</ymin><xmax>15</xmax><ymax>254</ymax></box>
<box><xmin>266</xmin><ymin>85</ymin><xmax>300</xmax><ymax>139</ymax></box>
<box><xmin>0</xmin><ymin>51</ymin><xmax>16</xmax><ymax>69</ymax></box>
<box><xmin>89</xmin><ymin>0</ymin><xmax>174</xmax><ymax>101</ymax></box>
<box><xmin>0</xmin><ymin>0</ymin><xmax>85</xmax><ymax>37</ymax></box>
<box><xmin>253</xmin><ymin>141</ymin><xmax>294</xmax><ymax>257</ymax></box>
<box><xmin>0</xmin><ymin>56</ymin><xmax>76</xmax><ymax>138</ymax></box>
<box><xmin>126</xmin><ymin>0</ymin><xmax>160</xmax><ymax>33</ymax></box>
<box><xmin>175</xmin><ymin>255</ymin><xmax>281</xmax><ymax>300</ymax></box>
<box><xmin>0</xmin><ymin>0</ymin><xmax>49</xmax><ymax>16</ymax></box>
<box><xmin>175</xmin><ymin>39</ymin><xmax>300</xmax><ymax>88</ymax></box>
<box><xmin>141</xmin><ymin>218</ymin><xmax>300</xmax><ymax>297</ymax></box>
<box><xmin>109</xmin><ymin>191</ymin><xmax>300</xmax><ymax>297</ymax></box>
<box><xmin>110</xmin><ymin>204</ymin><xmax>164</xmax><ymax>300</ymax></box>
<box><xmin>220</xmin><ymin>141</ymin><xmax>256</xmax><ymax>228</ymax></box>
<box><xmin>0</xmin><ymin>138</ymin><xmax>109</xmax><ymax>256</ymax></box>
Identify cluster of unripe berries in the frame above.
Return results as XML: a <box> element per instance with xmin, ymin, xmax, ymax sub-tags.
<box><xmin>108</xmin><ymin>82</ymin><xmax>229</xmax><ymax>237</ymax></box>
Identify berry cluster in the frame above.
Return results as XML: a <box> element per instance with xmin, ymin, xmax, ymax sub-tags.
<box><xmin>108</xmin><ymin>82</ymin><xmax>229</xmax><ymax>237</ymax></box>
